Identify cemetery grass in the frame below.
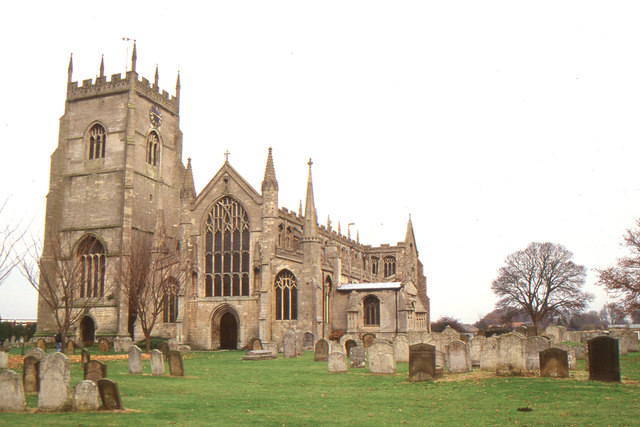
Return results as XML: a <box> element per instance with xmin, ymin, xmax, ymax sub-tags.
<box><xmin>2</xmin><ymin>351</ymin><xmax>640</xmax><ymax>426</ymax></box>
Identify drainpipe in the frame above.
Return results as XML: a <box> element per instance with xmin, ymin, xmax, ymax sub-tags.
<box><xmin>395</xmin><ymin>289</ymin><xmax>399</xmax><ymax>338</ymax></box>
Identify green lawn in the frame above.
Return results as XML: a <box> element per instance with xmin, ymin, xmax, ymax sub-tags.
<box><xmin>1</xmin><ymin>349</ymin><xmax>639</xmax><ymax>426</ymax></box>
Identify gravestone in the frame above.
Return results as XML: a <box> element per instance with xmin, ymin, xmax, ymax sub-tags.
<box><xmin>250</xmin><ymin>338</ymin><xmax>263</xmax><ymax>351</ymax></box>
<box><xmin>409</xmin><ymin>343</ymin><xmax>437</xmax><ymax>381</ymax></box>
<box><xmin>303</xmin><ymin>332</ymin><xmax>314</xmax><ymax>349</ymax></box>
<box><xmin>442</xmin><ymin>325</ymin><xmax>461</xmax><ymax>340</ymax></box>
<box><xmin>72</xmin><ymin>380</ymin><xmax>101</xmax><ymax>411</ymax></box>
<box><xmin>545</xmin><ymin>325</ymin><xmax>565</xmax><ymax>344</ymax></box>
<box><xmin>84</xmin><ymin>360</ymin><xmax>107</xmax><ymax>382</ymax></box>
<box><xmin>393</xmin><ymin>335</ymin><xmax>410</xmax><ymax>363</ymax></box>
<box><xmin>294</xmin><ymin>330</ymin><xmax>304</xmax><ymax>356</ymax></box>
<box><xmin>23</xmin><ymin>355</ymin><xmax>41</xmax><ymax>392</ymax></box>
<box><xmin>168</xmin><ymin>350</ymin><xmax>184</xmax><ymax>376</ymax></box>
<box><xmin>624</xmin><ymin>331</ymin><xmax>639</xmax><ymax>352</ymax></box>
<box><xmin>339</xmin><ymin>334</ymin><xmax>356</xmax><ymax>351</ymax></box>
<box><xmin>362</xmin><ymin>333</ymin><xmax>375</xmax><ymax>348</ymax></box>
<box><xmin>81</xmin><ymin>348</ymin><xmax>91</xmax><ymax>368</ymax></box>
<box><xmin>497</xmin><ymin>333</ymin><xmax>526</xmax><ymax>375</ymax></box>
<box><xmin>121</xmin><ymin>337</ymin><xmax>133</xmax><ymax>353</ymax></box>
<box><xmin>588</xmin><ymin>336</ymin><xmax>620</xmax><ymax>382</ymax></box>
<box><xmin>113</xmin><ymin>337</ymin><xmax>122</xmax><ymax>353</ymax></box>
<box><xmin>0</xmin><ymin>370</ymin><xmax>26</xmax><ymax>412</ymax></box>
<box><xmin>26</xmin><ymin>347</ymin><xmax>45</xmax><ymax>360</ymax></box>
<box><xmin>283</xmin><ymin>331</ymin><xmax>296</xmax><ymax>358</ymax></box>
<box><xmin>150</xmin><ymin>349</ymin><xmax>165</xmax><ymax>375</ymax></box>
<box><xmin>314</xmin><ymin>339</ymin><xmax>329</xmax><ymax>361</ymax></box>
<box><xmin>0</xmin><ymin>351</ymin><xmax>7</xmax><ymax>369</ymax></box>
<box><xmin>128</xmin><ymin>345</ymin><xmax>142</xmax><ymax>374</ymax></box>
<box><xmin>243</xmin><ymin>350</ymin><xmax>278</xmax><ymax>360</ymax></box>
<box><xmin>97</xmin><ymin>378</ymin><xmax>123</xmax><ymax>410</ymax></box>
<box><xmin>480</xmin><ymin>337</ymin><xmax>499</xmax><ymax>371</ymax></box>
<box><xmin>469</xmin><ymin>336</ymin><xmax>485</xmax><ymax>367</ymax></box>
<box><xmin>556</xmin><ymin>344</ymin><xmax>576</xmax><ymax>369</ymax></box>
<box><xmin>327</xmin><ymin>352</ymin><xmax>348</xmax><ymax>373</ymax></box>
<box><xmin>38</xmin><ymin>352</ymin><xmax>71</xmax><ymax>410</ymax></box>
<box><xmin>158</xmin><ymin>341</ymin><xmax>170</xmax><ymax>361</ymax></box>
<box><xmin>349</xmin><ymin>347</ymin><xmax>366</xmax><ymax>368</ymax></box>
<box><xmin>525</xmin><ymin>336</ymin><xmax>550</xmax><ymax>370</ymax></box>
<box><xmin>539</xmin><ymin>348</ymin><xmax>569</xmax><ymax>378</ymax></box>
<box><xmin>37</xmin><ymin>338</ymin><xmax>46</xmax><ymax>351</ymax></box>
<box><xmin>446</xmin><ymin>340</ymin><xmax>471</xmax><ymax>373</ymax></box>
<box><xmin>368</xmin><ymin>341</ymin><xmax>396</xmax><ymax>374</ymax></box>
<box><xmin>344</xmin><ymin>340</ymin><xmax>357</xmax><ymax>356</ymax></box>
<box><xmin>98</xmin><ymin>338</ymin><xmax>110</xmax><ymax>352</ymax></box>
<box><xmin>66</xmin><ymin>340</ymin><xmax>76</xmax><ymax>355</ymax></box>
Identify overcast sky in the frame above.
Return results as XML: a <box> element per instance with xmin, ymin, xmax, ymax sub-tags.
<box><xmin>1</xmin><ymin>1</ymin><xmax>639</xmax><ymax>323</ymax></box>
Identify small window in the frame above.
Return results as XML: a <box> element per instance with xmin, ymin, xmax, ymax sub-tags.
<box><xmin>384</xmin><ymin>256</ymin><xmax>396</xmax><ymax>277</ymax></box>
<box><xmin>147</xmin><ymin>131</ymin><xmax>160</xmax><ymax>166</ymax></box>
<box><xmin>363</xmin><ymin>295</ymin><xmax>380</xmax><ymax>326</ymax></box>
<box><xmin>88</xmin><ymin>124</ymin><xmax>106</xmax><ymax>160</ymax></box>
<box><xmin>371</xmin><ymin>257</ymin><xmax>379</xmax><ymax>276</ymax></box>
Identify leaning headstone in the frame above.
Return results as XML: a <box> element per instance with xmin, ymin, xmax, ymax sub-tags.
<box><xmin>72</xmin><ymin>380</ymin><xmax>101</xmax><ymax>411</ymax></box>
<box><xmin>409</xmin><ymin>343</ymin><xmax>437</xmax><ymax>381</ymax></box>
<box><xmin>446</xmin><ymin>340</ymin><xmax>471</xmax><ymax>373</ymax></box>
<box><xmin>368</xmin><ymin>341</ymin><xmax>396</xmax><ymax>374</ymax></box>
<box><xmin>81</xmin><ymin>348</ymin><xmax>91</xmax><ymax>368</ymax></box>
<box><xmin>150</xmin><ymin>349</ymin><xmax>165</xmax><ymax>375</ymax></box>
<box><xmin>344</xmin><ymin>339</ymin><xmax>357</xmax><ymax>357</ymax></box>
<box><xmin>121</xmin><ymin>337</ymin><xmax>133</xmax><ymax>353</ymax></box>
<box><xmin>26</xmin><ymin>347</ymin><xmax>45</xmax><ymax>360</ymax></box>
<box><xmin>37</xmin><ymin>338</ymin><xmax>46</xmax><ymax>351</ymax></box>
<box><xmin>480</xmin><ymin>337</ymin><xmax>499</xmax><ymax>371</ymax></box>
<box><xmin>97</xmin><ymin>378</ymin><xmax>123</xmax><ymax>410</ymax></box>
<box><xmin>98</xmin><ymin>338</ymin><xmax>110</xmax><ymax>352</ymax></box>
<box><xmin>525</xmin><ymin>336</ymin><xmax>550</xmax><ymax>370</ymax></box>
<box><xmin>539</xmin><ymin>348</ymin><xmax>569</xmax><ymax>378</ymax></box>
<box><xmin>23</xmin><ymin>355</ymin><xmax>41</xmax><ymax>392</ymax></box>
<box><xmin>327</xmin><ymin>352</ymin><xmax>348</xmax><ymax>373</ymax></box>
<box><xmin>303</xmin><ymin>332</ymin><xmax>314</xmax><ymax>349</ymax></box>
<box><xmin>393</xmin><ymin>335</ymin><xmax>410</xmax><ymax>363</ymax></box>
<box><xmin>0</xmin><ymin>351</ymin><xmax>7</xmax><ymax>369</ymax></box>
<box><xmin>283</xmin><ymin>331</ymin><xmax>296</xmax><ymax>358</ymax></box>
<box><xmin>469</xmin><ymin>336</ymin><xmax>485</xmax><ymax>367</ymax></box>
<box><xmin>128</xmin><ymin>345</ymin><xmax>142</xmax><ymax>374</ymax></box>
<box><xmin>38</xmin><ymin>352</ymin><xmax>71</xmax><ymax>411</ymax></box>
<box><xmin>0</xmin><ymin>370</ymin><xmax>26</xmax><ymax>412</ymax></box>
<box><xmin>66</xmin><ymin>340</ymin><xmax>76</xmax><ymax>355</ymax></box>
<box><xmin>362</xmin><ymin>333</ymin><xmax>375</xmax><ymax>348</ymax></box>
<box><xmin>158</xmin><ymin>341</ymin><xmax>170</xmax><ymax>361</ymax></box>
<box><xmin>168</xmin><ymin>350</ymin><xmax>184</xmax><ymax>376</ymax></box>
<box><xmin>349</xmin><ymin>347</ymin><xmax>366</xmax><ymax>368</ymax></box>
<box><xmin>497</xmin><ymin>333</ymin><xmax>526</xmax><ymax>375</ymax></box>
<box><xmin>84</xmin><ymin>360</ymin><xmax>107</xmax><ymax>383</ymax></box>
<box><xmin>588</xmin><ymin>336</ymin><xmax>620</xmax><ymax>382</ymax></box>
<box><xmin>314</xmin><ymin>339</ymin><xmax>329</xmax><ymax>361</ymax></box>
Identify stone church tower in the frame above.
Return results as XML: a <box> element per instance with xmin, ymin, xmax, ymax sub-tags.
<box><xmin>37</xmin><ymin>48</ymin><xmax>430</xmax><ymax>350</ymax></box>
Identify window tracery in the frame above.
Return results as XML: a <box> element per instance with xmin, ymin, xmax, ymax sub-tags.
<box><xmin>384</xmin><ymin>256</ymin><xmax>396</xmax><ymax>277</ymax></box>
<box><xmin>88</xmin><ymin>124</ymin><xmax>106</xmax><ymax>160</ymax></box>
<box><xmin>363</xmin><ymin>295</ymin><xmax>380</xmax><ymax>326</ymax></box>
<box><xmin>371</xmin><ymin>256</ymin><xmax>379</xmax><ymax>276</ymax></box>
<box><xmin>163</xmin><ymin>278</ymin><xmax>179</xmax><ymax>323</ymax></box>
<box><xmin>146</xmin><ymin>131</ymin><xmax>160</xmax><ymax>166</ymax></box>
<box><xmin>323</xmin><ymin>276</ymin><xmax>332</xmax><ymax>323</ymax></box>
<box><xmin>274</xmin><ymin>270</ymin><xmax>297</xmax><ymax>320</ymax></box>
<box><xmin>78</xmin><ymin>235</ymin><xmax>106</xmax><ymax>298</ymax></box>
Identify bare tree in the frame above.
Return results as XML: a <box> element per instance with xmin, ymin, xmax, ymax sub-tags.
<box><xmin>491</xmin><ymin>242</ymin><xmax>593</xmax><ymax>335</ymax></box>
<box><xmin>18</xmin><ymin>231</ymin><xmax>111</xmax><ymax>344</ymax></box>
<box><xmin>599</xmin><ymin>302</ymin><xmax>626</xmax><ymax>326</ymax></box>
<box><xmin>0</xmin><ymin>198</ymin><xmax>25</xmax><ymax>287</ymax></box>
<box><xmin>596</xmin><ymin>219</ymin><xmax>640</xmax><ymax>315</ymax></box>
<box><xmin>117</xmin><ymin>236</ymin><xmax>186</xmax><ymax>352</ymax></box>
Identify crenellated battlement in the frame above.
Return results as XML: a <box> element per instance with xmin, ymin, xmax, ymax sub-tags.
<box><xmin>67</xmin><ymin>71</ymin><xmax>179</xmax><ymax>114</ymax></box>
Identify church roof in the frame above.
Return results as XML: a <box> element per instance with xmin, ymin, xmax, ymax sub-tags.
<box><xmin>337</xmin><ymin>282</ymin><xmax>403</xmax><ymax>291</ymax></box>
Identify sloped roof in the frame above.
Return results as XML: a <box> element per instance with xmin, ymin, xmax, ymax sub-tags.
<box><xmin>337</xmin><ymin>282</ymin><xmax>403</xmax><ymax>291</ymax></box>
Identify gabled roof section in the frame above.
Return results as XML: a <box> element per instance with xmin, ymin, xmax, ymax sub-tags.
<box><xmin>180</xmin><ymin>158</ymin><xmax>196</xmax><ymax>200</ymax></box>
<box><xmin>261</xmin><ymin>147</ymin><xmax>278</xmax><ymax>192</ymax></box>
<box><xmin>337</xmin><ymin>281</ymin><xmax>403</xmax><ymax>291</ymax></box>
<box><xmin>405</xmin><ymin>215</ymin><xmax>418</xmax><ymax>254</ymax></box>
<box><xmin>192</xmin><ymin>160</ymin><xmax>262</xmax><ymax>209</ymax></box>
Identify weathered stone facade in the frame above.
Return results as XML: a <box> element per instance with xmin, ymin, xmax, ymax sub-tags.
<box><xmin>37</xmin><ymin>47</ymin><xmax>430</xmax><ymax>351</ymax></box>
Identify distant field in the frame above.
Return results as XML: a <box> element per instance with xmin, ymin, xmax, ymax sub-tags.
<box><xmin>1</xmin><ymin>348</ymin><xmax>639</xmax><ymax>426</ymax></box>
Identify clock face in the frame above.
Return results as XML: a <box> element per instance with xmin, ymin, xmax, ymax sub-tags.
<box><xmin>149</xmin><ymin>105</ymin><xmax>162</xmax><ymax>128</ymax></box>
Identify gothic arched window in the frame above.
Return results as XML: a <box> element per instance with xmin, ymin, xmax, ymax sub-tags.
<box><xmin>147</xmin><ymin>131</ymin><xmax>160</xmax><ymax>166</ymax></box>
<box><xmin>323</xmin><ymin>276</ymin><xmax>332</xmax><ymax>323</ymax></box>
<box><xmin>274</xmin><ymin>270</ymin><xmax>297</xmax><ymax>320</ymax></box>
<box><xmin>363</xmin><ymin>295</ymin><xmax>380</xmax><ymax>326</ymax></box>
<box><xmin>384</xmin><ymin>256</ymin><xmax>396</xmax><ymax>277</ymax></box>
<box><xmin>371</xmin><ymin>256</ymin><xmax>379</xmax><ymax>276</ymax></box>
<box><xmin>163</xmin><ymin>278</ymin><xmax>179</xmax><ymax>323</ymax></box>
<box><xmin>204</xmin><ymin>196</ymin><xmax>250</xmax><ymax>297</ymax></box>
<box><xmin>88</xmin><ymin>124</ymin><xmax>106</xmax><ymax>160</ymax></box>
<box><xmin>77</xmin><ymin>235</ymin><xmax>106</xmax><ymax>298</ymax></box>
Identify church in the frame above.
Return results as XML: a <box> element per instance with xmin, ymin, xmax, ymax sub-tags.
<box><xmin>36</xmin><ymin>46</ymin><xmax>430</xmax><ymax>350</ymax></box>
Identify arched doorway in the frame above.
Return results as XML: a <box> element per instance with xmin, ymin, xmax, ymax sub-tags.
<box><xmin>79</xmin><ymin>316</ymin><xmax>95</xmax><ymax>347</ymax></box>
<box><xmin>211</xmin><ymin>305</ymin><xmax>240</xmax><ymax>350</ymax></box>
<box><xmin>220</xmin><ymin>313</ymin><xmax>238</xmax><ymax>349</ymax></box>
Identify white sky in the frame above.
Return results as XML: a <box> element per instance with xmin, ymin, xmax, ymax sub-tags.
<box><xmin>1</xmin><ymin>1</ymin><xmax>639</xmax><ymax>324</ymax></box>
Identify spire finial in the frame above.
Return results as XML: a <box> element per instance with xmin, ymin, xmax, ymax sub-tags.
<box><xmin>224</xmin><ymin>150</ymin><xmax>230</xmax><ymax>163</ymax></box>
<box><xmin>99</xmin><ymin>54</ymin><xmax>104</xmax><ymax>78</ymax></box>
<box><xmin>131</xmin><ymin>41</ymin><xmax>137</xmax><ymax>73</ymax></box>
<box><xmin>154</xmin><ymin>64</ymin><xmax>159</xmax><ymax>88</ymax></box>
<box><xmin>303</xmin><ymin>156</ymin><xmax>318</xmax><ymax>239</ymax></box>
<box><xmin>261</xmin><ymin>147</ymin><xmax>279</xmax><ymax>192</ymax></box>
<box><xmin>67</xmin><ymin>53</ymin><xmax>73</xmax><ymax>83</ymax></box>
<box><xmin>308</xmin><ymin>158</ymin><xmax>313</xmax><ymax>168</ymax></box>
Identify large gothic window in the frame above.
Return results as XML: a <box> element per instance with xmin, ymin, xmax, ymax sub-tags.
<box><xmin>78</xmin><ymin>235</ymin><xmax>106</xmax><ymax>298</ymax></box>
<box><xmin>204</xmin><ymin>196</ymin><xmax>250</xmax><ymax>297</ymax></box>
<box><xmin>363</xmin><ymin>295</ymin><xmax>380</xmax><ymax>326</ymax></box>
<box><xmin>147</xmin><ymin>131</ymin><xmax>160</xmax><ymax>166</ymax></box>
<box><xmin>323</xmin><ymin>276</ymin><xmax>332</xmax><ymax>323</ymax></box>
<box><xmin>383</xmin><ymin>256</ymin><xmax>396</xmax><ymax>277</ymax></box>
<box><xmin>88</xmin><ymin>124</ymin><xmax>106</xmax><ymax>160</ymax></box>
<box><xmin>163</xmin><ymin>278</ymin><xmax>179</xmax><ymax>323</ymax></box>
<box><xmin>274</xmin><ymin>270</ymin><xmax>297</xmax><ymax>320</ymax></box>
